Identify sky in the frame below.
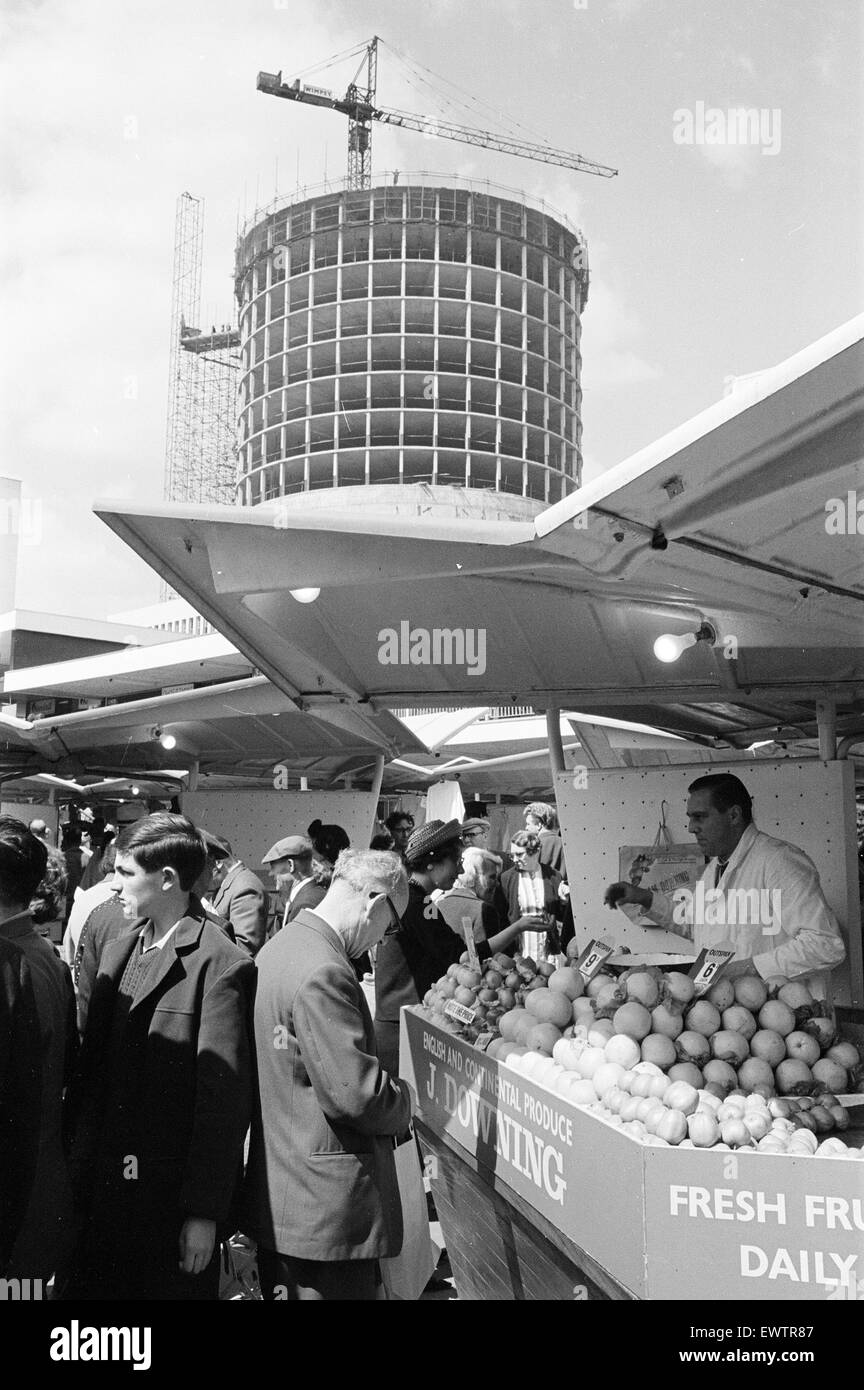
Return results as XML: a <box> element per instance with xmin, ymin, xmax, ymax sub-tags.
<box><xmin>2</xmin><ymin>0</ymin><xmax>862</xmax><ymax>619</ymax></box>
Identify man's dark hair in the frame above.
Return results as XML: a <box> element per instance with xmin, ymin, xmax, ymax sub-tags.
<box><xmin>385</xmin><ymin>810</ymin><xmax>414</xmax><ymax>833</ymax></box>
<box><xmin>201</xmin><ymin>830</ymin><xmax>232</xmax><ymax>861</ymax></box>
<box><xmin>0</xmin><ymin>817</ymin><xmax>49</xmax><ymax>906</ymax></box>
<box><xmin>100</xmin><ymin>843</ymin><xmax>117</xmax><ymax>876</ymax></box>
<box><xmin>115</xmin><ymin>812</ymin><xmax>206</xmax><ymax>891</ymax></box>
<box><xmin>688</xmin><ymin>774</ymin><xmax>753</xmax><ymax>824</ymax></box>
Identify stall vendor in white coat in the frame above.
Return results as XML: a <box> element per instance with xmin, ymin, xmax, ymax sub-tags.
<box><xmin>604</xmin><ymin>773</ymin><xmax>846</xmax><ymax>1000</ymax></box>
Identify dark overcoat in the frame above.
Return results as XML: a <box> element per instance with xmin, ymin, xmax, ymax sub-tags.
<box><xmin>64</xmin><ymin>908</ymin><xmax>256</xmax><ymax>1299</ymax></box>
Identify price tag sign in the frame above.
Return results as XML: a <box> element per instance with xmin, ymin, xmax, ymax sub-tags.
<box><xmin>444</xmin><ymin>999</ymin><xmax>477</xmax><ymax>1025</ymax></box>
<box><xmin>474</xmin><ymin>1031</ymin><xmax>495</xmax><ymax>1052</ymax></box>
<box><xmin>461</xmin><ymin>918</ymin><xmax>480</xmax><ymax>973</ymax></box>
<box><xmin>575</xmin><ymin>938</ymin><xmax>614</xmax><ymax>981</ymax></box>
<box><xmin>688</xmin><ymin>948</ymin><xmax>735</xmax><ymax>995</ymax></box>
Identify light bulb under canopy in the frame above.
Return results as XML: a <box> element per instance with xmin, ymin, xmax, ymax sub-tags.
<box><xmin>160</xmin><ymin>733</ymin><xmax>177</xmax><ymax>750</ymax></box>
<box><xmin>653</xmin><ymin>632</ymin><xmax>696</xmax><ymax>663</ymax></box>
<box><xmin>289</xmin><ymin>587</ymin><xmax>321</xmax><ymax>604</ymax></box>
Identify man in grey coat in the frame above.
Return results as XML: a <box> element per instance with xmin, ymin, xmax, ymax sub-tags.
<box><xmin>242</xmin><ymin>848</ymin><xmax>412</xmax><ymax>1301</ymax></box>
<box><xmin>205</xmin><ymin>834</ymin><xmax>269</xmax><ymax>957</ymax></box>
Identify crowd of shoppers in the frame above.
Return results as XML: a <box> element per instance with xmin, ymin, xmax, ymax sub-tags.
<box><xmin>1</xmin><ymin>777</ymin><xmax>848</xmax><ymax>1302</ymax></box>
<box><xmin>0</xmin><ymin>797</ymin><xmax>568</xmax><ymax>1301</ymax></box>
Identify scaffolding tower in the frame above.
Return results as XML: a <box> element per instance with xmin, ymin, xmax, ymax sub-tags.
<box><xmin>163</xmin><ymin>192</ymin><xmax>241</xmax><ymax>506</ymax></box>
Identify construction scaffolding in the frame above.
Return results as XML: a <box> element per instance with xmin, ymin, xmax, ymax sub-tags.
<box><xmin>163</xmin><ymin>192</ymin><xmax>241</xmax><ymax>506</ymax></box>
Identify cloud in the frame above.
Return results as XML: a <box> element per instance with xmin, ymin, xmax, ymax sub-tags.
<box><xmin>693</xmin><ymin>136</ymin><xmax>775</xmax><ymax>191</ymax></box>
<box><xmin>609</xmin><ymin>0</ymin><xmax>652</xmax><ymax>20</ymax></box>
<box><xmin>669</xmin><ymin>101</ymin><xmax>784</xmax><ymax>189</ymax></box>
<box><xmin>576</xmin><ymin>244</ymin><xmax>662</xmax><ymax>391</ymax></box>
<box><xmin>2</xmin><ymin>0</ymin><xmax>335</xmax><ymax>618</ymax></box>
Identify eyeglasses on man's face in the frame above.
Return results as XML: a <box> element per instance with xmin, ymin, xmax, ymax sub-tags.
<box><xmin>375</xmin><ymin>893</ymin><xmax>402</xmax><ymax>936</ymax></box>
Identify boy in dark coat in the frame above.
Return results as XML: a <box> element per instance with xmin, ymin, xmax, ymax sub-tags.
<box><xmin>64</xmin><ymin>812</ymin><xmax>256</xmax><ymax>1300</ymax></box>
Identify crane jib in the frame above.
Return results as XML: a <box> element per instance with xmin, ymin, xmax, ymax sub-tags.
<box><xmin>256</xmin><ymin>46</ymin><xmax>617</xmax><ymax>180</ymax></box>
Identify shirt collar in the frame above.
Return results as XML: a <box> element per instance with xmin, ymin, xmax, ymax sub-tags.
<box><xmin>719</xmin><ymin>822</ymin><xmax>758</xmax><ymax>873</ymax></box>
<box><xmin>220</xmin><ymin>861</ymin><xmax>242</xmax><ymax>888</ymax></box>
<box><xmin>139</xmin><ymin>919</ymin><xmax>183</xmax><ymax>953</ymax></box>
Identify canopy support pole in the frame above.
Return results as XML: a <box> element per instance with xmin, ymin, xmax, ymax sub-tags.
<box><xmin>545</xmin><ymin>707</ymin><xmax>565</xmax><ymax>778</ymax></box>
<box><xmin>369</xmin><ymin>753</ymin><xmax>385</xmax><ymax>807</ymax></box>
<box><xmin>815</xmin><ymin>699</ymin><xmax>837</xmax><ymax>760</ymax></box>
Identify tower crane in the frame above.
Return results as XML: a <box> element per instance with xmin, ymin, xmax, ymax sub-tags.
<box><xmin>257</xmin><ymin>35</ymin><xmax>617</xmax><ymax>190</ymax></box>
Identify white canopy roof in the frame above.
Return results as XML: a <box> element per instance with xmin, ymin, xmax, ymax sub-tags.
<box><xmin>91</xmin><ymin>316</ymin><xmax>863</xmax><ymax>761</ymax></box>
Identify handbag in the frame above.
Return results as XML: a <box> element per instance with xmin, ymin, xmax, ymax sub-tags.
<box><xmin>380</xmin><ymin>1128</ymin><xmax>436</xmax><ymax>1301</ymax></box>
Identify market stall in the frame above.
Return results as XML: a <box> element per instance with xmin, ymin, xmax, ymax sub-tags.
<box><xmin>556</xmin><ymin>758</ymin><xmax>862</xmax><ymax>1007</ymax></box>
<box><xmin>400</xmin><ymin>999</ymin><xmax>864</xmax><ymax>1302</ymax></box>
<box><xmin>89</xmin><ymin>314</ymin><xmax>864</xmax><ymax>1303</ymax></box>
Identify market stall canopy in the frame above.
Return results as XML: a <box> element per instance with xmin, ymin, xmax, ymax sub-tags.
<box><xmin>94</xmin><ymin>316</ymin><xmax>864</xmax><ymax>751</ymax></box>
<box><xmin>0</xmin><ymin>676</ymin><xmax>422</xmax><ymax>787</ymax></box>
<box><xmin>0</xmin><ymin>607</ymin><xmax>187</xmax><ymax>679</ymax></box>
<box><xmin>1</xmin><ymin>632</ymin><xmax>254</xmax><ymax>702</ymax></box>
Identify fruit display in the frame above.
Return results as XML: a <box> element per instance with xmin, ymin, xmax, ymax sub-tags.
<box><xmin>420</xmin><ymin>950</ymin><xmax>560</xmax><ymax>1040</ymax></box>
<box><xmin>418</xmin><ymin>956</ymin><xmax>864</xmax><ymax>1157</ymax></box>
<box><xmin>421</xmin><ymin>954</ymin><xmax>864</xmax><ymax>1099</ymax></box>
<box><xmin>513</xmin><ymin>1037</ymin><xmax>861</xmax><ymax>1156</ymax></box>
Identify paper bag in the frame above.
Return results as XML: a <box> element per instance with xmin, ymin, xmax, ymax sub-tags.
<box><xmin>380</xmin><ymin>1130</ymin><xmax>436</xmax><ymax>1301</ymax></box>
<box><xmin>619</xmin><ymin>800</ymin><xmax>705</xmax><ymax>901</ymax></box>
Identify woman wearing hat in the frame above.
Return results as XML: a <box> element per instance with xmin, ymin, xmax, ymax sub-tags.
<box><xmin>373</xmin><ymin>820</ymin><xmax>550</xmax><ymax>1074</ymax></box>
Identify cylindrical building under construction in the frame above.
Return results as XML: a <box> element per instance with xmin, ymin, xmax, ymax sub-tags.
<box><xmin>234</xmin><ymin>177</ymin><xmax>588</xmax><ymax>508</ymax></box>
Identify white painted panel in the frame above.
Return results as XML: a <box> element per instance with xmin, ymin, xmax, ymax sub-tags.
<box><xmin>181</xmin><ymin>790</ymin><xmax>379</xmax><ymax>873</ymax></box>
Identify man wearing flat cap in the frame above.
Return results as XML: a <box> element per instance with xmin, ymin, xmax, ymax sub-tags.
<box><xmin>374</xmin><ymin>820</ymin><xmax>550</xmax><ymax>1074</ymax></box>
<box><xmin>205</xmin><ymin>834</ymin><xmax>268</xmax><ymax>959</ymax></box>
<box><xmin>461</xmin><ymin>816</ymin><xmax>512</xmax><ymax>873</ymax></box>
<box><xmin>262</xmin><ymin>835</ymin><xmax>325</xmax><ymax>929</ymax></box>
